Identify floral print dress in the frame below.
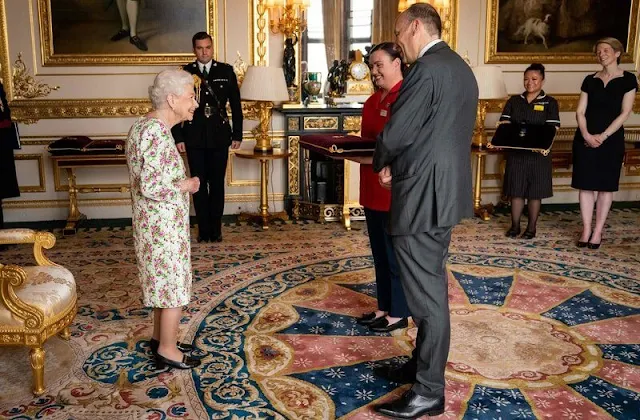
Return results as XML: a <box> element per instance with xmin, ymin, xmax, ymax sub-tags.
<box><xmin>126</xmin><ymin>116</ymin><xmax>192</xmax><ymax>308</ymax></box>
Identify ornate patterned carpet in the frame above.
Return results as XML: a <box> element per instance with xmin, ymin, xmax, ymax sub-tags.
<box><xmin>0</xmin><ymin>210</ymin><xmax>639</xmax><ymax>420</ymax></box>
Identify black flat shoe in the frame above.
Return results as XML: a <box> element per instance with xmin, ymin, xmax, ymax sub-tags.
<box><xmin>356</xmin><ymin>312</ymin><xmax>380</xmax><ymax>326</ymax></box>
<box><xmin>375</xmin><ymin>390</ymin><xmax>445</xmax><ymax>418</ymax></box>
<box><xmin>154</xmin><ymin>353</ymin><xmax>201</xmax><ymax>370</ymax></box>
<box><xmin>505</xmin><ymin>227</ymin><xmax>521</xmax><ymax>238</ymax></box>
<box><xmin>370</xmin><ymin>317</ymin><xmax>409</xmax><ymax>332</ymax></box>
<box><xmin>110</xmin><ymin>29</ymin><xmax>129</xmax><ymax>41</ymax></box>
<box><xmin>197</xmin><ymin>235</ymin><xmax>210</xmax><ymax>243</ymax></box>
<box><xmin>587</xmin><ymin>241</ymin><xmax>601</xmax><ymax>249</ymax></box>
<box><xmin>213</xmin><ymin>235</ymin><xmax>223</xmax><ymax>243</ymax></box>
<box><xmin>521</xmin><ymin>230</ymin><xmax>536</xmax><ymax>239</ymax></box>
<box><xmin>149</xmin><ymin>338</ymin><xmax>194</xmax><ymax>355</ymax></box>
<box><xmin>130</xmin><ymin>35</ymin><xmax>148</xmax><ymax>51</ymax></box>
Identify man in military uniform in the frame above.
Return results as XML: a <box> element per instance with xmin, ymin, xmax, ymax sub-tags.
<box><xmin>172</xmin><ymin>32</ymin><xmax>243</xmax><ymax>243</ymax></box>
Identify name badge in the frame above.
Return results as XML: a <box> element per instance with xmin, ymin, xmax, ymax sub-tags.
<box><xmin>534</xmin><ymin>104</ymin><xmax>544</xmax><ymax>111</ymax></box>
<box><xmin>380</xmin><ymin>109</ymin><xmax>388</xmax><ymax>117</ymax></box>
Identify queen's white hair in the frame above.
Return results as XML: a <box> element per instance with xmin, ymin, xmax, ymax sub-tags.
<box><xmin>148</xmin><ymin>69</ymin><xmax>194</xmax><ymax>109</ymax></box>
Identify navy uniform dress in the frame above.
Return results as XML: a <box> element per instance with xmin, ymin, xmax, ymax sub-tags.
<box><xmin>572</xmin><ymin>71</ymin><xmax>638</xmax><ymax>192</ymax></box>
<box><xmin>500</xmin><ymin>91</ymin><xmax>560</xmax><ymax>199</ymax></box>
<box><xmin>171</xmin><ymin>60</ymin><xmax>243</xmax><ymax>241</ymax></box>
<box><xmin>0</xmin><ymin>82</ymin><xmax>20</xmax><ymax>228</ymax></box>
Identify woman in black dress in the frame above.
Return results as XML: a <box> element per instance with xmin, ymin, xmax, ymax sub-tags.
<box><xmin>573</xmin><ymin>38</ymin><xmax>637</xmax><ymax>249</ymax></box>
<box><xmin>500</xmin><ymin>63</ymin><xmax>560</xmax><ymax>239</ymax></box>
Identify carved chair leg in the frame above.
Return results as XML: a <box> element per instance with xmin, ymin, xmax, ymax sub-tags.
<box><xmin>59</xmin><ymin>327</ymin><xmax>71</xmax><ymax>340</ymax></box>
<box><xmin>30</xmin><ymin>346</ymin><xmax>46</xmax><ymax>396</ymax></box>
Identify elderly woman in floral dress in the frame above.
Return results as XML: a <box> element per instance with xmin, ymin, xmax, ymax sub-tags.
<box><xmin>126</xmin><ymin>69</ymin><xmax>201</xmax><ymax>369</ymax></box>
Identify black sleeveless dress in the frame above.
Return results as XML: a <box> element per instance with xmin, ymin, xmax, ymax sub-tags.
<box><xmin>572</xmin><ymin>71</ymin><xmax>638</xmax><ymax>192</ymax></box>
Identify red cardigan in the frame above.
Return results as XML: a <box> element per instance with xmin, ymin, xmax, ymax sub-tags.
<box><xmin>359</xmin><ymin>80</ymin><xmax>402</xmax><ymax>211</ymax></box>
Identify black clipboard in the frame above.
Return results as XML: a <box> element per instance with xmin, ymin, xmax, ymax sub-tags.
<box><xmin>488</xmin><ymin>123</ymin><xmax>556</xmax><ymax>156</ymax></box>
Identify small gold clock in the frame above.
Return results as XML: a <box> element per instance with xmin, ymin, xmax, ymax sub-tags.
<box><xmin>345</xmin><ymin>50</ymin><xmax>374</xmax><ymax>97</ymax></box>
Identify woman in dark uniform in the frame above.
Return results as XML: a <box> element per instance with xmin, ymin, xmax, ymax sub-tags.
<box><xmin>0</xmin><ymin>81</ymin><xmax>20</xmax><ymax>232</ymax></box>
<box><xmin>500</xmin><ymin>63</ymin><xmax>560</xmax><ymax>239</ymax></box>
<box><xmin>573</xmin><ymin>37</ymin><xmax>637</xmax><ymax>249</ymax></box>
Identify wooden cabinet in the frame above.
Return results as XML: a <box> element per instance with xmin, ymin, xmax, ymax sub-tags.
<box><xmin>277</xmin><ymin>105</ymin><xmax>364</xmax><ymax>229</ymax></box>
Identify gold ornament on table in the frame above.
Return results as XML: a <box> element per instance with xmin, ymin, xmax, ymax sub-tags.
<box><xmin>191</xmin><ymin>74</ymin><xmax>202</xmax><ymax>104</ymax></box>
<box><xmin>233</xmin><ymin>51</ymin><xmax>249</xmax><ymax>87</ymax></box>
<box><xmin>333</xmin><ymin>51</ymin><xmax>373</xmax><ymax>103</ymax></box>
<box><xmin>12</xmin><ymin>53</ymin><xmax>59</xmax><ymax>99</ymax></box>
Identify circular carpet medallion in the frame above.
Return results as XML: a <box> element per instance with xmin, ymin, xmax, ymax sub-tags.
<box><xmin>71</xmin><ymin>257</ymin><xmax>639</xmax><ymax>420</ymax></box>
<box><xmin>1</xmin><ymin>217</ymin><xmax>639</xmax><ymax>419</ymax></box>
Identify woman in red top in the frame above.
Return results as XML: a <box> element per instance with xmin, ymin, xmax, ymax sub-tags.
<box><xmin>351</xmin><ymin>43</ymin><xmax>410</xmax><ymax>332</ymax></box>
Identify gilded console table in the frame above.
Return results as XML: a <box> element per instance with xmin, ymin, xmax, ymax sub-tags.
<box><xmin>235</xmin><ymin>149</ymin><xmax>291</xmax><ymax>230</ymax></box>
<box><xmin>51</xmin><ymin>155</ymin><xmax>129</xmax><ymax>235</ymax></box>
<box><xmin>277</xmin><ymin>105</ymin><xmax>365</xmax><ymax>229</ymax></box>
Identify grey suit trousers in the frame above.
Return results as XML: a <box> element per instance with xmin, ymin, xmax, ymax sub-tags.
<box><xmin>392</xmin><ymin>226</ymin><xmax>453</xmax><ymax>398</ymax></box>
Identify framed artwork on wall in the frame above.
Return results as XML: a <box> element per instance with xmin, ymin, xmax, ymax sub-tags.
<box><xmin>39</xmin><ymin>0</ymin><xmax>218</xmax><ymax>65</ymax></box>
<box><xmin>485</xmin><ymin>0</ymin><xmax>639</xmax><ymax>63</ymax></box>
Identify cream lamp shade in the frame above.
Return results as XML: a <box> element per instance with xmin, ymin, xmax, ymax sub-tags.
<box><xmin>472</xmin><ymin>65</ymin><xmax>508</xmax><ymax>100</ymax></box>
<box><xmin>240</xmin><ymin>66</ymin><xmax>290</xmax><ymax>103</ymax></box>
<box><xmin>240</xmin><ymin>66</ymin><xmax>289</xmax><ymax>153</ymax></box>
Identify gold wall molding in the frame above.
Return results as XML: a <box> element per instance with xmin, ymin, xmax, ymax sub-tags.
<box><xmin>3</xmin><ymin>194</ymin><xmax>285</xmax><ymax>210</ymax></box>
<box><xmin>252</xmin><ymin>0</ymin><xmax>268</xmax><ymax>66</ymax></box>
<box><xmin>487</xmin><ymin>94</ymin><xmax>640</xmax><ymax>114</ymax></box>
<box><xmin>8</xmin><ymin>94</ymin><xmax>640</xmax><ymax>123</ymax></box>
<box><xmin>10</xmin><ymin>99</ymin><xmax>265</xmax><ymax>123</ymax></box>
<box><xmin>10</xmin><ymin>99</ymin><xmax>152</xmax><ymax>123</ymax></box>
<box><xmin>15</xmin><ymin>154</ymin><xmax>46</xmax><ymax>193</ymax></box>
<box><xmin>12</xmin><ymin>53</ymin><xmax>59</xmax><ymax>99</ymax></box>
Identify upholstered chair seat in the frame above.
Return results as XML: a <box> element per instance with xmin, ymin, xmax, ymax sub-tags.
<box><xmin>0</xmin><ymin>228</ymin><xmax>77</xmax><ymax>395</ymax></box>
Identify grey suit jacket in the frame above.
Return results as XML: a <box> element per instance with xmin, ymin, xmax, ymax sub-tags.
<box><xmin>373</xmin><ymin>42</ymin><xmax>479</xmax><ymax>235</ymax></box>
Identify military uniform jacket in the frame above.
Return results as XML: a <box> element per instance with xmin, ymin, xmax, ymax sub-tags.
<box><xmin>172</xmin><ymin>60</ymin><xmax>243</xmax><ymax>149</ymax></box>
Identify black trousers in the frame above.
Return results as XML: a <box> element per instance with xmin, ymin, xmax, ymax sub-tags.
<box><xmin>392</xmin><ymin>226</ymin><xmax>453</xmax><ymax>399</ymax></box>
<box><xmin>186</xmin><ymin>147</ymin><xmax>229</xmax><ymax>239</ymax></box>
<box><xmin>364</xmin><ymin>208</ymin><xmax>411</xmax><ymax>318</ymax></box>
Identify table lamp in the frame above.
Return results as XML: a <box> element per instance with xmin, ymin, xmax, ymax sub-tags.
<box><xmin>240</xmin><ymin>66</ymin><xmax>290</xmax><ymax>153</ymax></box>
<box><xmin>472</xmin><ymin>65</ymin><xmax>508</xmax><ymax>148</ymax></box>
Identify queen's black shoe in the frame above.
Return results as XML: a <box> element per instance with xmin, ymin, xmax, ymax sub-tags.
<box><xmin>149</xmin><ymin>338</ymin><xmax>194</xmax><ymax>355</ymax></box>
<box><xmin>154</xmin><ymin>353</ymin><xmax>201</xmax><ymax>370</ymax></box>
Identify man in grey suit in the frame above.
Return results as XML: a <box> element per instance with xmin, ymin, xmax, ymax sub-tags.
<box><xmin>372</xmin><ymin>4</ymin><xmax>478</xmax><ymax>419</ymax></box>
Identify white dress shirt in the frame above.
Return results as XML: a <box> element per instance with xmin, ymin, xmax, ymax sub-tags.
<box><xmin>198</xmin><ymin>61</ymin><xmax>212</xmax><ymax>75</ymax></box>
<box><xmin>418</xmin><ymin>39</ymin><xmax>443</xmax><ymax>58</ymax></box>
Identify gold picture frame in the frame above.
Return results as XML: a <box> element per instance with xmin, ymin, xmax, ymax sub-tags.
<box><xmin>485</xmin><ymin>0</ymin><xmax>639</xmax><ymax>64</ymax></box>
<box><xmin>38</xmin><ymin>0</ymin><xmax>218</xmax><ymax>66</ymax></box>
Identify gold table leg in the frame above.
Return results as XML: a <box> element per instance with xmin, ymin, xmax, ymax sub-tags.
<box><xmin>473</xmin><ymin>151</ymin><xmax>493</xmax><ymax>221</ymax></box>
<box><xmin>238</xmin><ymin>159</ymin><xmax>288</xmax><ymax>229</ymax></box>
<box><xmin>63</xmin><ymin>168</ymin><xmax>86</xmax><ymax>235</ymax></box>
<box><xmin>342</xmin><ymin>205</ymin><xmax>352</xmax><ymax>231</ymax></box>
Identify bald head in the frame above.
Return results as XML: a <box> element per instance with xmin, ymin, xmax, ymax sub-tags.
<box><xmin>401</xmin><ymin>3</ymin><xmax>442</xmax><ymax>38</ymax></box>
<box><xmin>394</xmin><ymin>3</ymin><xmax>442</xmax><ymax>64</ymax></box>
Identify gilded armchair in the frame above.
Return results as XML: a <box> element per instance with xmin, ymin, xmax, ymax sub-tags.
<box><xmin>0</xmin><ymin>228</ymin><xmax>77</xmax><ymax>395</ymax></box>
